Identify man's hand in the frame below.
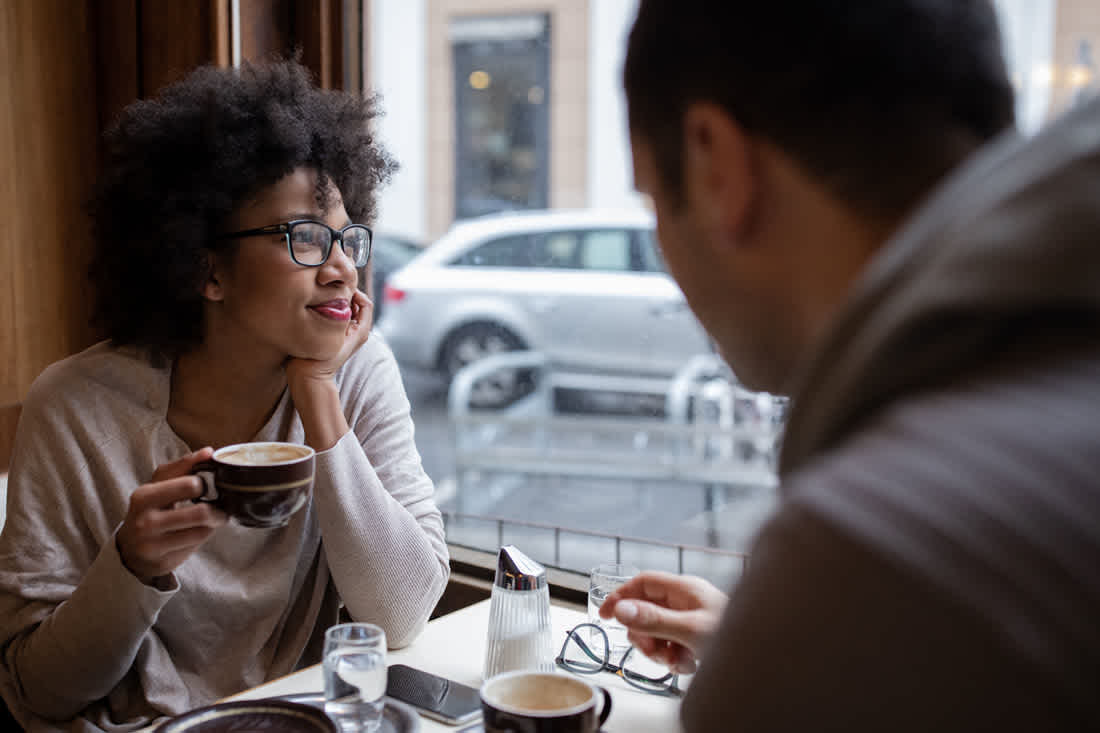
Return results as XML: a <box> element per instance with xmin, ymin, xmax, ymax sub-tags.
<box><xmin>115</xmin><ymin>448</ymin><xmax>228</xmax><ymax>586</ymax></box>
<box><xmin>599</xmin><ymin>570</ymin><xmax>728</xmax><ymax>674</ymax></box>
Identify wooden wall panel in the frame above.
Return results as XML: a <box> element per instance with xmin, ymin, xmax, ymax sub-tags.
<box><xmin>0</xmin><ymin>406</ymin><xmax>21</xmax><ymax>471</ymax></box>
<box><xmin>139</xmin><ymin>0</ymin><xmax>230</xmax><ymax>95</ymax></box>
<box><xmin>0</xmin><ymin>1</ymin><xmax>101</xmax><ymax>412</ymax></box>
<box><xmin>94</xmin><ymin>0</ymin><xmax>140</xmax><ymax>133</ymax></box>
<box><xmin>297</xmin><ymin>0</ymin><xmax>344</xmax><ymax>89</ymax></box>
<box><xmin>240</xmin><ymin>0</ymin><xmax>294</xmax><ymax>62</ymax></box>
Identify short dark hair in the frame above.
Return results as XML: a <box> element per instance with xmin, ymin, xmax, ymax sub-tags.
<box><xmin>624</xmin><ymin>0</ymin><xmax>1015</xmax><ymax>219</ymax></box>
<box><xmin>89</xmin><ymin>59</ymin><xmax>396</xmax><ymax>359</ymax></box>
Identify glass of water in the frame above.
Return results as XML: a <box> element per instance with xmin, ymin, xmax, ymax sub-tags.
<box><xmin>588</xmin><ymin>562</ymin><xmax>639</xmax><ymax>654</ymax></box>
<box><xmin>324</xmin><ymin>622</ymin><xmax>387</xmax><ymax>732</ymax></box>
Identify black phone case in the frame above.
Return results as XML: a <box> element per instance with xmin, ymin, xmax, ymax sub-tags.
<box><xmin>385</xmin><ymin>664</ymin><xmax>482</xmax><ymax>725</ymax></box>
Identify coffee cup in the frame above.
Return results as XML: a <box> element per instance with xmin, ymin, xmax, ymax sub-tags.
<box><xmin>192</xmin><ymin>441</ymin><xmax>315</xmax><ymax>528</ymax></box>
<box><xmin>480</xmin><ymin>671</ymin><xmax>611</xmax><ymax>733</ymax></box>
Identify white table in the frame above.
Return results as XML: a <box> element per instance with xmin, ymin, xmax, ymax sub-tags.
<box><xmin>231</xmin><ymin>599</ymin><xmax>683</xmax><ymax>732</ymax></box>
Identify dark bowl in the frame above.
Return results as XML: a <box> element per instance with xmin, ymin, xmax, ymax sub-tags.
<box><xmin>155</xmin><ymin>699</ymin><xmax>336</xmax><ymax>733</ymax></box>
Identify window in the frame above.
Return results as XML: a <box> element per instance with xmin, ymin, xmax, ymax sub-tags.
<box><xmin>451</xmin><ymin>14</ymin><xmax>550</xmax><ymax>219</ymax></box>
<box><xmin>579</xmin><ymin>230</ymin><xmax>631</xmax><ymax>272</ymax></box>
<box><xmin>452</xmin><ymin>234</ymin><xmax>535</xmax><ymax>267</ymax></box>
<box><xmin>636</xmin><ymin>230</ymin><xmax>667</xmax><ymax>274</ymax></box>
<box><xmin>364</xmin><ymin>0</ymin><xmax>1092</xmax><ymax>591</ymax></box>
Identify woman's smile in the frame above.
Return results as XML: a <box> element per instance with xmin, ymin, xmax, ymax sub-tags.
<box><xmin>309</xmin><ymin>298</ymin><xmax>353</xmax><ymax>321</ymax></box>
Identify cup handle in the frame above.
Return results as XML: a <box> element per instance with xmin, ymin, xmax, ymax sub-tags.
<box><xmin>595</xmin><ymin>686</ymin><xmax>612</xmax><ymax>728</ymax></box>
<box><xmin>189</xmin><ymin>460</ymin><xmax>218</xmax><ymax>502</ymax></box>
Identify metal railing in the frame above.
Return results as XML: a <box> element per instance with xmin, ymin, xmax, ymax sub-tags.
<box><xmin>449</xmin><ymin>352</ymin><xmax>782</xmax><ymax>491</ymax></box>
<box><xmin>443</xmin><ymin>352</ymin><xmax>783</xmax><ymax>586</ymax></box>
<box><xmin>442</xmin><ymin>510</ymin><xmax>750</xmax><ymax>578</ymax></box>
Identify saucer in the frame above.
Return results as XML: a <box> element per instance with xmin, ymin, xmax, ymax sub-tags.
<box><xmin>278</xmin><ymin>692</ymin><xmax>421</xmax><ymax>733</ymax></box>
<box><xmin>156</xmin><ymin>699</ymin><xmax>335</xmax><ymax>733</ymax></box>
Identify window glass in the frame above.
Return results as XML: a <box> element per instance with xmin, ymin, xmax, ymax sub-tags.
<box><xmin>579</xmin><ymin>230</ymin><xmax>631</xmax><ymax>271</ymax></box>
<box><xmin>636</xmin><ymin>229</ymin><xmax>666</xmax><ymax>273</ymax></box>
<box><xmin>452</xmin><ymin>234</ymin><xmax>534</xmax><ymax>267</ymax></box>
<box><xmin>536</xmin><ymin>232</ymin><xmax>580</xmax><ymax>268</ymax></box>
<box><xmin>365</xmin><ymin>0</ymin><xmax>1088</xmax><ymax>590</ymax></box>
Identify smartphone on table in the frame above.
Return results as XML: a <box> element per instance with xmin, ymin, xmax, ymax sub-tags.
<box><xmin>386</xmin><ymin>663</ymin><xmax>482</xmax><ymax>726</ymax></box>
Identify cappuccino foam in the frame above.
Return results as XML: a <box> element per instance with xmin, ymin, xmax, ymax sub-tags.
<box><xmin>217</xmin><ymin>443</ymin><xmax>312</xmax><ymax>466</ymax></box>
<box><xmin>486</xmin><ymin>674</ymin><xmax>592</xmax><ymax>711</ymax></box>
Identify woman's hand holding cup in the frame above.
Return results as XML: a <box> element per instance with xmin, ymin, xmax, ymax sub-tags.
<box><xmin>116</xmin><ymin>447</ymin><xmax>228</xmax><ymax>587</ymax></box>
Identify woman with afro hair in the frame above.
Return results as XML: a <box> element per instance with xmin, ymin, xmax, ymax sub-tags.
<box><xmin>0</xmin><ymin>60</ymin><xmax>449</xmax><ymax>731</ymax></box>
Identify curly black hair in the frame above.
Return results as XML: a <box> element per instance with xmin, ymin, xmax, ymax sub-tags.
<box><xmin>89</xmin><ymin>59</ymin><xmax>396</xmax><ymax>359</ymax></box>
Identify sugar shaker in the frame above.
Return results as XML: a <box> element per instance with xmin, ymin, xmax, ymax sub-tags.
<box><xmin>483</xmin><ymin>545</ymin><xmax>554</xmax><ymax>680</ymax></box>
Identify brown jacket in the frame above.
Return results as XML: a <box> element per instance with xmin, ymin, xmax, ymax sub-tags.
<box><xmin>683</xmin><ymin>95</ymin><xmax>1100</xmax><ymax>731</ymax></box>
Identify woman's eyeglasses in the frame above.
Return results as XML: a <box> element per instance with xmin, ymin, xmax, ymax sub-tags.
<box><xmin>555</xmin><ymin>623</ymin><xmax>682</xmax><ymax>697</ymax></box>
<box><xmin>219</xmin><ymin>219</ymin><xmax>373</xmax><ymax>268</ymax></box>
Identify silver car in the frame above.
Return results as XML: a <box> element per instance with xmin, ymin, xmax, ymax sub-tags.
<box><xmin>377</xmin><ymin>209</ymin><xmax>712</xmax><ymax>405</ymax></box>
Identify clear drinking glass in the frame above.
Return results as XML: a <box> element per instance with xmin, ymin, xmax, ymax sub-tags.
<box><xmin>588</xmin><ymin>563</ymin><xmax>639</xmax><ymax>653</ymax></box>
<box><xmin>323</xmin><ymin>622</ymin><xmax>387</xmax><ymax>733</ymax></box>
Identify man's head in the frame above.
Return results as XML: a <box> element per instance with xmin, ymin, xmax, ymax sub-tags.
<box><xmin>625</xmin><ymin>0</ymin><xmax>1014</xmax><ymax>392</ymax></box>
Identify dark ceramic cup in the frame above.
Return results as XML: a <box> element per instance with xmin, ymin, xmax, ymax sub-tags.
<box><xmin>192</xmin><ymin>441</ymin><xmax>315</xmax><ymax>528</ymax></box>
<box><xmin>481</xmin><ymin>671</ymin><xmax>612</xmax><ymax>733</ymax></box>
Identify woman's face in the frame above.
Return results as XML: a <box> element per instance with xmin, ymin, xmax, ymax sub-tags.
<box><xmin>203</xmin><ymin>167</ymin><xmax>360</xmax><ymax>364</ymax></box>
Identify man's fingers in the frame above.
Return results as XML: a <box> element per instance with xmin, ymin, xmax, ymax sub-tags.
<box><xmin>600</xmin><ymin>570</ymin><xmax>703</xmax><ymax>616</ymax></box>
<box><xmin>668</xmin><ymin>644</ymin><xmax>699</xmax><ymax>675</ymax></box>
<box><xmin>612</xmin><ymin>598</ymin><xmax>702</xmax><ymax>651</ymax></box>
<box><xmin>626</xmin><ymin>632</ymin><xmax>698</xmax><ymax>674</ymax></box>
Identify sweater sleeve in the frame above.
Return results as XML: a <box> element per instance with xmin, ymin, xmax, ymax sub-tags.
<box><xmin>0</xmin><ymin>397</ymin><xmax>178</xmax><ymax>725</ymax></box>
<box><xmin>1</xmin><ymin>521</ymin><xmax>177</xmax><ymax>722</ymax></box>
<box><xmin>309</xmin><ymin>340</ymin><xmax>449</xmax><ymax>648</ymax></box>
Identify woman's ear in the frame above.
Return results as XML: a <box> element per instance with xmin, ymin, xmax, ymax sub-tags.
<box><xmin>201</xmin><ymin>253</ymin><xmax>225</xmax><ymax>302</ymax></box>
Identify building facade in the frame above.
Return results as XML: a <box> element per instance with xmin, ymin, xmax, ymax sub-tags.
<box><xmin>367</xmin><ymin>0</ymin><xmax>1099</xmax><ymax>243</ymax></box>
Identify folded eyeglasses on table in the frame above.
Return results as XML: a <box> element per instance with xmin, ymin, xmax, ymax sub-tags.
<box><xmin>554</xmin><ymin>622</ymin><xmax>683</xmax><ymax>697</ymax></box>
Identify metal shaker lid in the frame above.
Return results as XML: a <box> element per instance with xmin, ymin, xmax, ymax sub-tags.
<box><xmin>494</xmin><ymin>545</ymin><xmax>547</xmax><ymax>590</ymax></box>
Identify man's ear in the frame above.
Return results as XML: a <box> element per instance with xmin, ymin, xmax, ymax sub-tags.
<box><xmin>682</xmin><ymin>102</ymin><xmax>757</xmax><ymax>245</ymax></box>
<box><xmin>201</xmin><ymin>254</ymin><xmax>225</xmax><ymax>302</ymax></box>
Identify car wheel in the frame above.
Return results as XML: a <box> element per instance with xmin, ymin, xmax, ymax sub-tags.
<box><xmin>440</xmin><ymin>322</ymin><xmax>530</xmax><ymax>408</ymax></box>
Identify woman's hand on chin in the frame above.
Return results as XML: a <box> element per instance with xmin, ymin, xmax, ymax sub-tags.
<box><xmin>285</xmin><ymin>289</ymin><xmax>374</xmax><ymax>387</ymax></box>
<box><xmin>285</xmin><ymin>290</ymin><xmax>373</xmax><ymax>450</ymax></box>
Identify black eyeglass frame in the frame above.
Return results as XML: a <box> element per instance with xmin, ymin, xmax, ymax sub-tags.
<box><xmin>555</xmin><ymin>623</ymin><xmax>683</xmax><ymax>698</ymax></box>
<box><xmin>218</xmin><ymin>219</ymin><xmax>373</xmax><ymax>268</ymax></box>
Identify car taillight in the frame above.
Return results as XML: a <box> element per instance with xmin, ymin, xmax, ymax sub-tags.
<box><xmin>384</xmin><ymin>284</ymin><xmax>406</xmax><ymax>303</ymax></box>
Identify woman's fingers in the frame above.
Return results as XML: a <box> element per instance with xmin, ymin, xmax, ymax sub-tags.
<box><xmin>351</xmin><ymin>288</ymin><xmax>374</xmax><ymax>331</ymax></box>
<box><xmin>150</xmin><ymin>446</ymin><xmax>214</xmax><ymax>482</ymax></box>
<box><xmin>117</xmin><ymin>469</ymin><xmax>228</xmax><ymax>585</ymax></box>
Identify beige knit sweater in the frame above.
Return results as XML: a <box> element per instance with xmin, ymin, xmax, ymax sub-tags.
<box><xmin>0</xmin><ymin>335</ymin><xmax>449</xmax><ymax>732</ymax></box>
